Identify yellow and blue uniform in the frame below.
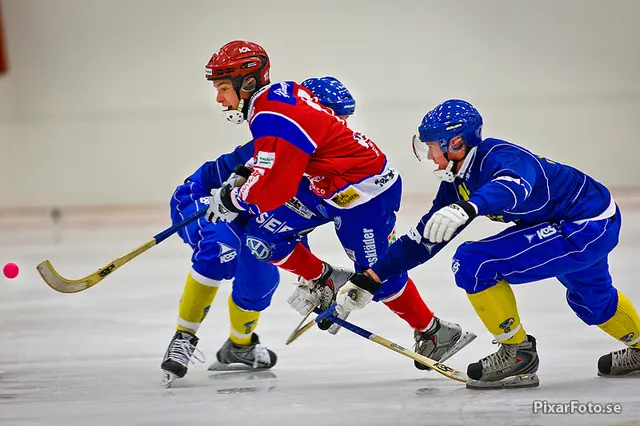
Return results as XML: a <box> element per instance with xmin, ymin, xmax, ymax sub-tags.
<box><xmin>373</xmin><ymin>114</ymin><xmax>639</xmax><ymax>350</ymax></box>
<box><xmin>170</xmin><ymin>141</ymin><xmax>279</xmax><ymax>343</ymax></box>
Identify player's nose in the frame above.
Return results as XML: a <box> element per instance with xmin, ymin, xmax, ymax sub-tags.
<box><xmin>216</xmin><ymin>91</ymin><xmax>226</xmax><ymax>105</ymax></box>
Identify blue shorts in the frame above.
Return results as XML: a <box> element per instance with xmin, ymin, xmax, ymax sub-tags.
<box><xmin>170</xmin><ymin>181</ymin><xmax>280</xmax><ymax>311</ymax></box>
<box><xmin>453</xmin><ymin>207</ymin><xmax>622</xmax><ymax>325</ymax></box>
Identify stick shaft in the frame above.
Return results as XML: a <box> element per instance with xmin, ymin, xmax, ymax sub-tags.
<box><xmin>312</xmin><ymin>308</ymin><xmax>468</xmax><ymax>383</ymax></box>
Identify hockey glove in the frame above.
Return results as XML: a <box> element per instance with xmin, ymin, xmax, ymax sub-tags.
<box><xmin>287</xmin><ymin>262</ymin><xmax>354</xmax><ymax>334</ymax></box>
<box><xmin>423</xmin><ymin>201</ymin><xmax>478</xmax><ymax>243</ymax></box>
<box><xmin>335</xmin><ymin>272</ymin><xmax>381</xmax><ymax>316</ymax></box>
<box><xmin>226</xmin><ymin>164</ymin><xmax>253</xmax><ymax>188</ymax></box>
<box><xmin>206</xmin><ymin>183</ymin><xmax>242</xmax><ymax>223</ymax></box>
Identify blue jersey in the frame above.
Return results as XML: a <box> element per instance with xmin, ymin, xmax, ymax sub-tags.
<box><xmin>372</xmin><ymin>137</ymin><xmax>614</xmax><ymax>281</ymax></box>
<box><xmin>185</xmin><ymin>141</ymin><xmax>254</xmax><ymax>190</ymax></box>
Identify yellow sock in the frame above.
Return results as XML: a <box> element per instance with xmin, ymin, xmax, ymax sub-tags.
<box><xmin>467</xmin><ymin>279</ymin><xmax>527</xmax><ymax>344</ymax></box>
<box><xmin>228</xmin><ymin>295</ymin><xmax>260</xmax><ymax>345</ymax></box>
<box><xmin>598</xmin><ymin>291</ymin><xmax>640</xmax><ymax>348</ymax></box>
<box><xmin>176</xmin><ymin>270</ymin><xmax>220</xmax><ymax>334</ymax></box>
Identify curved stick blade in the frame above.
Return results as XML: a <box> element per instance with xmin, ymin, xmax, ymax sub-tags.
<box><xmin>36</xmin><ymin>260</ymin><xmax>103</xmax><ymax>293</ymax></box>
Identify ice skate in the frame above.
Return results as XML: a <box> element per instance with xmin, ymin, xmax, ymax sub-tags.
<box><xmin>466</xmin><ymin>334</ymin><xmax>539</xmax><ymax>389</ymax></box>
<box><xmin>598</xmin><ymin>347</ymin><xmax>640</xmax><ymax>377</ymax></box>
<box><xmin>413</xmin><ymin>317</ymin><xmax>477</xmax><ymax>370</ymax></box>
<box><xmin>208</xmin><ymin>333</ymin><xmax>277</xmax><ymax>371</ymax></box>
<box><xmin>160</xmin><ymin>330</ymin><xmax>205</xmax><ymax>387</ymax></box>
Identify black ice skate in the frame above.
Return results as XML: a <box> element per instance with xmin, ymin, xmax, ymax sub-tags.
<box><xmin>466</xmin><ymin>334</ymin><xmax>539</xmax><ymax>389</ymax></box>
<box><xmin>208</xmin><ymin>333</ymin><xmax>277</xmax><ymax>371</ymax></box>
<box><xmin>413</xmin><ymin>317</ymin><xmax>477</xmax><ymax>370</ymax></box>
<box><xmin>598</xmin><ymin>347</ymin><xmax>640</xmax><ymax>377</ymax></box>
<box><xmin>161</xmin><ymin>330</ymin><xmax>205</xmax><ymax>387</ymax></box>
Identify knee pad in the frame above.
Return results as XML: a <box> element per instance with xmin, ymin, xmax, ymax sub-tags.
<box><xmin>566</xmin><ymin>286</ymin><xmax>618</xmax><ymax>325</ymax></box>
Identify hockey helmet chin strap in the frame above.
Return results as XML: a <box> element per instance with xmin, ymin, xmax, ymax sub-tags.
<box><xmin>433</xmin><ymin>161</ymin><xmax>456</xmax><ymax>183</ymax></box>
<box><xmin>433</xmin><ymin>144</ymin><xmax>471</xmax><ymax>183</ymax></box>
<box><xmin>222</xmin><ymin>101</ymin><xmax>245</xmax><ymax>124</ymax></box>
<box><xmin>222</xmin><ymin>76</ymin><xmax>257</xmax><ymax>125</ymax></box>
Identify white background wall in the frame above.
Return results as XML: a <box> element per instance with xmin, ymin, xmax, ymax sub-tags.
<box><xmin>1</xmin><ymin>0</ymin><xmax>639</xmax><ymax>208</ymax></box>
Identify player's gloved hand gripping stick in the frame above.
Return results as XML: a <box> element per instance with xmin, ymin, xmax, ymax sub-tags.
<box><xmin>36</xmin><ymin>166</ymin><xmax>252</xmax><ymax>293</ymax></box>
<box><xmin>36</xmin><ymin>209</ymin><xmax>207</xmax><ymax>293</ymax></box>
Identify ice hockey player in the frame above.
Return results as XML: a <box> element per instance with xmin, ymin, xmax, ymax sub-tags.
<box><xmin>161</xmin><ymin>75</ymin><xmax>359</xmax><ymax>386</ymax></box>
<box><xmin>203</xmin><ymin>40</ymin><xmax>476</xmax><ymax>370</ymax></box>
<box><xmin>327</xmin><ymin>99</ymin><xmax>640</xmax><ymax>389</ymax></box>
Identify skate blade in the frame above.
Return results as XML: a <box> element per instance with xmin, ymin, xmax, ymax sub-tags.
<box><xmin>162</xmin><ymin>372</ymin><xmax>180</xmax><ymax>388</ymax></box>
<box><xmin>208</xmin><ymin>361</ymin><xmax>272</xmax><ymax>372</ymax></box>
<box><xmin>440</xmin><ymin>332</ymin><xmax>477</xmax><ymax>363</ymax></box>
<box><xmin>466</xmin><ymin>373</ymin><xmax>539</xmax><ymax>390</ymax></box>
<box><xmin>597</xmin><ymin>369</ymin><xmax>640</xmax><ymax>378</ymax></box>
<box><xmin>415</xmin><ymin>331</ymin><xmax>478</xmax><ymax>371</ymax></box>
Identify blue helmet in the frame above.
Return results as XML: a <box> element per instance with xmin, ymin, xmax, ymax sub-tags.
<box><xmin>418</xmin><ymin>99</ymin><xmax>483</xmax><ymax>153</ymax></box>
<box><xmin>301</xmin><ymin>76</ymin><xmax>356</xmax><ymax>117</ymax></box>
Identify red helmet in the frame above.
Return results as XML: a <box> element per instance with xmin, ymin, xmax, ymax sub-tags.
<box><xmin>205</xmin><ymin>40</ymin><xmax>271</xmax><ymax>90</ymax></box>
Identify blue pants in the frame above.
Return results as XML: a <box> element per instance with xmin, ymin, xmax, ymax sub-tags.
<box><xmin>244</xmin><ymin>177</ymin><xmax>409</xmax><ymax>301</ymax></box>
<box><xmin>453</xmin><ymin>207</ymin><xmax>622</xmax><ymax>325</ymax></box>
<box><xmin>170</xmin><ymin>181</ymin><xmax>280</xmax><ymax>312</ymax></box>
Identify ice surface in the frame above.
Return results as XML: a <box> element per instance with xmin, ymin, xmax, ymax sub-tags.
<box><xmin>1</xmin><ymin>203</ymin><xmax>639</xmax><ymax>426</ymax></box>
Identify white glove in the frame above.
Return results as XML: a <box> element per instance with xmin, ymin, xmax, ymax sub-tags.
<box><xmin>287</xmin><ymin>284</ymin><xmax>320</xmax><ymax>316</ymax></box>
<box><xmin>335</xmin><ymin>282</ymin><xmax>374</xmax><ymax>316</ymax></box>
<box><xmin>334</xmin><ymin>272</ymin><xmax>380</xmax><ymax>316</ymax></box>
<box><xmin>423</xmin><ymin>201</ymin><xmax>477</xmax><ymax>243</ymax></box>
<box><xmin>205</xmin><ymin>183</ymin><xmax>240</xmax><ymax>223</ymax></box>
<box><xmin>287</xmin><ymin>262</ymin><xmax>354</xmax><ymax>334</ymax></box>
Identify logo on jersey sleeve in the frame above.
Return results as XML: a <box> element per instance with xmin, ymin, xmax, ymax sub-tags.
<box><xmin>408</xmin><ymin>226</ymin><xmax>422</xmax><ymax>243</ymax></box>
<box><xmin>256</xmin><ymin>151</ymin><xmax>275</xmax><ymax>169</ymax></box>
<box><xmin>267</xmin><ymin>82</ymin><xmax>296</xmax><ymax>105</ymax></box>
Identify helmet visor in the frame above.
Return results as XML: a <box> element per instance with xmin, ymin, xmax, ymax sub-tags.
<box><xmin>412</xmin><ymin>134</ymin><xmax>447</xmax><ymax>163</ymax></box>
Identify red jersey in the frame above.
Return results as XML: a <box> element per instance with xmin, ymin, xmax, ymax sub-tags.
<box><xmin>235</xmin><ymin>81</ymin><xmax>397</xmax><ymax>213</ymax></box>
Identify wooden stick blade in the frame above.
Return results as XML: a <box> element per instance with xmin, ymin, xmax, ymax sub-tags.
<box><xmin>286</xmin><ymin>310</ymin><xmax>316</xmax><ymax>345</ymax></box>
<box><xmin>36</xmin><ymin>239</ymin><xmax>156</xmax><ymax>294</ymax></box>
<box><xmin>36</xmin><ymin>260</ymin><xmax>105</xmax><ymax>294</ymax></box>
<box><xmin>285</xmin><ymin>319</ymin><xmax>316</xmax><ymax>345</ymax></box>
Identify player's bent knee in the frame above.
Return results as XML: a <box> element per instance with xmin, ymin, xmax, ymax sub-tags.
<box><xmin>567</xmin><ymin>287</ymin><xmax>618</xmax><ymax>325</ymax></box>
<box><xmin>452</xmin><ymin>242</ymin><xmax>488</xmax><ymax>293</ymax></box>
<box><xmin>190</xmin><ymin>236</ymin><xmax>241</xmax><ymax>281</ymax></box>
<box><xmin>192</xmin><ymin>258</ymin><xmax>237</xmax><ymax>282</ymax></box>
<box><xmin>231</xmin><ymin>288</ymin><xmax>275</xmax><ymax>312</ymax></box>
